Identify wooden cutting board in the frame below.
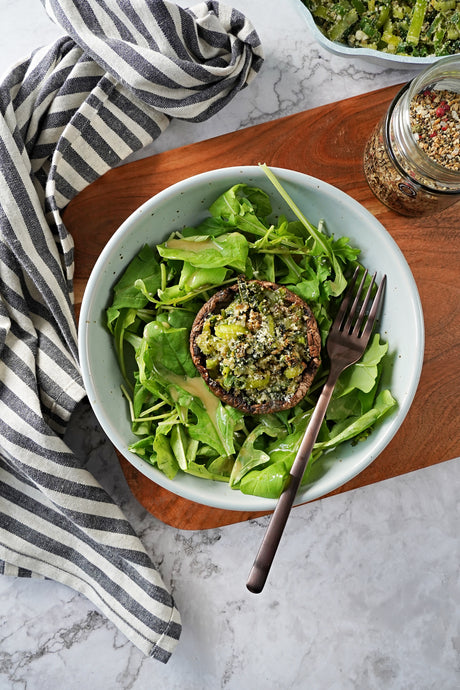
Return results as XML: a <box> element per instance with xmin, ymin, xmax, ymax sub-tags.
<box><xmin>64</xmin><ymin>83</ymin><xmax>460</xmax><ymax>529</ymax></box>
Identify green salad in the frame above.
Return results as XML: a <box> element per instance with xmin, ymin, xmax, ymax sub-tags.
<box><xmin>106</xmin><ymin>165</ymin><xmax>397</xmax><ymax>499</ymax></box>
<box><xmin>303</xmin><ymin>0</ymin><xmax>460</xmax><ymax>57</ymax></box>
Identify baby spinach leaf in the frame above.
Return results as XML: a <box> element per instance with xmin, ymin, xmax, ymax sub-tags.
<box><xmin>239</xmin><ymin>461</ymin><xmax>290</xmax><ymax>498</ymax></box>
<box><xmin>206</xmin><ymin>455</ymin><xmax>234</xmax><ymax>478</ymax></box>
<box><xmin>179</xmin><ymin>262</ymin><xmax>228</xmax><ymax>291</ymax></box>
<box><xmin>181</xmin><ymin>217</ymin><xmax>231</xmax><ymax>238</ymax></box>
<box><xmin>112</xmin><ymin>307</ymin><xmax>138</xmax><ymax>382</ymax></box>
<box><xmin>107</xmin><ymin>244</ymin><xmax>161</xmax><ymax>328</ymax></box>
<box><xmin>142</xmin><ymin>320</ymin><xmax>197</xmax><ymax>378</ymax></box>
<box><xmin>215</xmin><ymin>404</ymin><xmax>244</xmax><ymax>456</ymax></box>
<box><xmin>152</xmin><ymin>432</ymin><xmax>180</xmax><ymax>480</ymax></box>
<box><xmin>170</xmin><ymin>424</ymin><xmax>190</xmax><ymax>471</ymax></box>
<box><xmin>157</xmin><ymin>233</ymin><xmax>248</xmax><ymax>272</ymax></box>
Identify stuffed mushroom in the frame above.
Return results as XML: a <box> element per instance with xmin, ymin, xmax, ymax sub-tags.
<box><xmin>190</xmin><ymin>277</ymin><xmax>321</xmax><ymax>414</ymax></box>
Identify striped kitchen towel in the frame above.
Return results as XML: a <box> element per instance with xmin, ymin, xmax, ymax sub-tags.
<box><xmin>0</xmin><ymin>0</ymin><xmax>263</xmax><ymax>660</ymax></box>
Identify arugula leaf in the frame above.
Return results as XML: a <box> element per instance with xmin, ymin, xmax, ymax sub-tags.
<box><xmin>184</xmin><ymin>460</ymin><xmax>232</xmax><ymax>482</ymax></box>
<box><xmin>209</xmin><ymin>184</ymin><xmax>272</xmax><ymax>224</ymax></box>
<box><xmin>130</xmin><ymin>432</ymin><xmax>195</xmax><ymax>477</ymax></box>
<box><xmin>315</xmin><ymin>390</ymin><xmax>397</xmax><ymax>450</ymax></box>
<box><xmin>206</xmin><ymin>455</ymin><xmax>234</xmax><ymax>478</ymax></box>
<box><xmin>260</xmin><ymin>163</ymin><xmax>348</xmax><ymax>296</ymax></box>
<box><xmin>263</xmin><ymin>410</ymin><xmax>314</xmax><ymax>472</ymax></box>
<box><xmin>330</xmin><ymin>235</ymin><xmax>361</xmax><ymax>264</ymax></box>
<box><xmin>229</xmin><ymin>424</ymin><xmax>281</xmax><ymax>487</ymax></box>
<box><xmin>185</xmin><ymin>399</ymin><xmax>230</xmax><ymax>457</ymax></box>
<box><xmin>333</xmin><ymin>334</ymin><xmax>388</xmax><ymax>397</ymax></box>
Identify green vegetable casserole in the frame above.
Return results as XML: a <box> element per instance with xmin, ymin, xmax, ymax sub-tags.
<box><xmin>302</xmin><ymin>0</ymin><xmax>460</xmax><ymax>56</ymax></box>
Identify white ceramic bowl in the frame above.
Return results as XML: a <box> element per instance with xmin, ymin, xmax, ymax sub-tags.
<box><xmin>294</xmin><ymin>0</ymin><xmax>440</xmax><ymax>67</ymax></box>
<box><xmin>78</xmin><ymin>166</ymin><xmax>424</xmax><ymax>511</ymax></box>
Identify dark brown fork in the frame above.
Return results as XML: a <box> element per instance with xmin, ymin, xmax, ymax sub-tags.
<box><xmin>246</xmin><ymin>268</ymin><xmax>387</xmax><ymax>594</ymax></box>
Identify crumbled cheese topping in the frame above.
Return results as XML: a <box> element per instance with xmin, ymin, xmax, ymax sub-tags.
<box><xmin>195</xmin><ymin>280</ymin><xmax>311</xmax><ymax>407</ymax></box>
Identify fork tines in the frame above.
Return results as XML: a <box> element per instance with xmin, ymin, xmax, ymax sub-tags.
<box><xmin>338</xmin><ymin>268</ymin><xmax>386</xmax><ymax>339</ymax></box>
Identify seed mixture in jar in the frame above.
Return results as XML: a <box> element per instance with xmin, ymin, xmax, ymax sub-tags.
<box><xmin>363</xmin><ymin>118</ymin><xmax>444</xmax><ymax>217</ymax></box>
<box><xmin>410</xmin><ymin>89</ymin><xmax>460</xmax><ymax>171</ymax></box>
<box><xmin>192</xmin><ymin>279</ymin><xmax>318</xmax><ymax>410</ymax></box>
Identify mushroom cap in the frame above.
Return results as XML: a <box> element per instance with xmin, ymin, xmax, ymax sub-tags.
<box><xmin>190</xmin><ymin>279</ymin><xmax>321</xmax><ymax>415</ymax></box>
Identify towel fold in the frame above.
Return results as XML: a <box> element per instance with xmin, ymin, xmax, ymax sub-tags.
<box><xmin>0</xmin><ymin>0</ymin><xmax>263</xmax><ymax>660</ymax></box>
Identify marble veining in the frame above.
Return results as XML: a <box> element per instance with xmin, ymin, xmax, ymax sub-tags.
<box><xmin>0</xmin><ymin>0</ymin><xmax>459</xmax><ymax>688</ymax></box>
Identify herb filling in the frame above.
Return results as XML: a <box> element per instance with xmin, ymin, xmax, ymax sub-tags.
<box><xmin>195</xmin><ymin>281</ymin><xmax>311</xmax><ymax>406</ymax></box>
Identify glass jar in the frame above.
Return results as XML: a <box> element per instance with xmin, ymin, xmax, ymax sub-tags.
<box><xmin>363</xmin><ymin>55</ymin><xmax>460</xmax><ymax>217</ymax></box>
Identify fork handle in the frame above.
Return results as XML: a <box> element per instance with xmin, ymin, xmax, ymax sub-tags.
<box><xmin>246</xmin><ymin>363</ymin><xmax>342</xmax><ymax>594</ymax></box>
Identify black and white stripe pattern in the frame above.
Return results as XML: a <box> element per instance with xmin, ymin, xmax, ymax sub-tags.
<box><xmin>0</xmin><ymin>0</ymin><xmax>263</xmax><ymax>660</ymax></box>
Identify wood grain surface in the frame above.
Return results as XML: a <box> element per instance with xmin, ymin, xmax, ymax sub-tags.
<box><xmin>64</xmin><ymin>83</ymin><xmax>460</xmax><ymax>529</ymax></box>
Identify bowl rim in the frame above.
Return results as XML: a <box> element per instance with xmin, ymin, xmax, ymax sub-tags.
<box><xmin>78</xmin><ymin>165</ymin><xmax>425</xmax><ymax>511</ymax></box>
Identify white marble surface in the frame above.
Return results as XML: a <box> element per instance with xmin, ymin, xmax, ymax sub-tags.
<box><xmin>1</xmin><ymin>1</ymin><xmax>459</xmax><ymax>688</ymax></box>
